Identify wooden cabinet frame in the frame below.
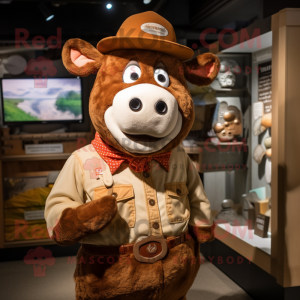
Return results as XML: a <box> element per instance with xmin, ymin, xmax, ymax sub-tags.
<box><xmin>271</xmin><ymin>8</ymin><xmax>300</xmax><ymax>288</ymax></box>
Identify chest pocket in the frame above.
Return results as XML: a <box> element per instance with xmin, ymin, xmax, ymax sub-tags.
<box><xmin>165</xmin><ymin>182</ymin><xmax>190</xmax><ymax>223</ymax></box>
<box><xmin>94</xmin><ymin>184</ymin><xmax>136</xmax><ymax>228</ymax></box>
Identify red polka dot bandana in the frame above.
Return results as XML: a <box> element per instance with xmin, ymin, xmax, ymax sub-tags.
<box><xmin>91</xmin><ymin>133</ymin><xmax>172</xmax><ymax>174</ymax></box>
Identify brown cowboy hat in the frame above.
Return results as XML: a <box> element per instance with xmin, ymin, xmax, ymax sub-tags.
<box><xmin>97</xmin><ymin>11</ymin><xmax>194</xmax><ymax>61</ymax></box>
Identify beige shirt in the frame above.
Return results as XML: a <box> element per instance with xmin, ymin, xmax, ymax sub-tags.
<box><xmin>45</xmin><ymin>144</ymin><xmax>212</xmax><ymax>246</ymax></box>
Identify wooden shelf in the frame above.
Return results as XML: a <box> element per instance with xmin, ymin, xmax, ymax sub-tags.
<box><xmin>0</xmin><ymin>153</ymin><xmax>72</xmax><ymax>162</ymax></box>
<box><xmin>4</xmin><ymin>239</ymin><xmax>56</xmax><ymax>248</ymax></box>
<box><xmin>183</xmin><ymin>144</ymin><xmax>246</xmax><ymax>153</ymax></box>
<box><xmin>202</xmin><ymin>166</ymin><xmax>247</xmax><ymax>172</ymax></box>
<box><xmin>215</xmin><ymin>224</ymin><xmax>272</xmax><ymax>275</ymax></box>
<box><xmin>1</xmin><ymin>132</ymin><xmax>91</xmax><ymax>141</ymax></box>
<box><xmin>196</xmin><ymin>140</ymin><xmax>245</xmax><ymax>147</ymax></box>
<box><xmin>183</xmin><ymin>146</ymin><xmax>202</xmax><ymax>154</ymax></box>
<box><xmin>183</xmin><ymin>139</ymin><xmax>246</xmax><ymax>150</ymax></box>
<box><xmin>211</xmin><ymin>88</ymin><xmax>248</xmax><ymax>92</ymax></box>
<box><xmin>183</xmin><ymin>139</ymin><xmax>247</xmax><ymax>173</ymax></box>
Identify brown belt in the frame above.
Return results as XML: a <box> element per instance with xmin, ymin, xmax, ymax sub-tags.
<box><xmin>82</xmin><ymin>232</ymin><xmax>191</xmax><ymax>263</ymax></box>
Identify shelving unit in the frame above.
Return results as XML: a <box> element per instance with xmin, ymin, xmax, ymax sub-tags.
<box><xmin>0</xmin><ymin>129</ymin><xmax>95</xmax><ymax>249</ymax></box>
<box><xmin>215</xmin><ymin>224</ymin><xmax>272</xmax><ymax>274</ymax></box>
<box><xmin>201</xmin><ymin>9</ymin><xmax>300</xmax><ymax>298</ymax></box>
<box><xmin>4</xmin><ymin>238</ymin><xmax>56</xmax><ymax>248</ymax></box>
<box><xmin>1</xmin><ymin>153</ymin><xmax>72</xmax><ymax>162</ymax></box>
<box><xmin>184</xmin><ymin>139</ymin><xmax>247</xmax><ymax>173</ymax></box>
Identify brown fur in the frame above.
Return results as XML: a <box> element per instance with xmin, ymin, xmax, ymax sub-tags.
<box><xmin>62</xmin><ymin>39</ymin><xmax>103</xmax><ymax>77</ymax></box>
<box><xmin>184</xmin><ymin>53</ymin><xmax>220</xmax><ymax>87</ymax></box>
<box><xmin>74</xmin><ymin>238</ymin><xmax>200</xmax><ymax>300</ymax></box>
<box><xmin>62</xmin><ymin>39</ymin><xmax>220</xmax><ymax>157</ymax></box>
<box><xmin>52</xmin><ymin>196</ymin><xmax>117</xmax><ymax>245</ymax></box>
<box><xmin>194</xmin><ymin>224</ymin><xmax>215</xmax><ymax>243</ymax></box>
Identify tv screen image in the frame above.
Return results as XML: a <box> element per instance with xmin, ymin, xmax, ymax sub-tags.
<box><xmin>1</xmin><ymin>78</ymin><xmax>83</xmax><ymax>123</ymax></box>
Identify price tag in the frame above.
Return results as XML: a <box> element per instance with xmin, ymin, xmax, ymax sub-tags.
<box><xmin>24</xmin><ymin>210</ymin><xmax>45</xmax><ymax>221</ymax></box>
<box><xmin>254</xmin><ymin>214</ymin><xmax>270</xmax><ymax>238</ymax></box>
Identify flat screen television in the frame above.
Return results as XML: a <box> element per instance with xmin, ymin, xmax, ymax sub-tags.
<box><xmin>1</xmin><ymin>78</ymin><xmax>83</xmax><ymax>125</ymax></box>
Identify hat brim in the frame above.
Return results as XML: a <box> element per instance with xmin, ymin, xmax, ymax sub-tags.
<box><xmin>97</xmin><ymin>37</ymin><xmax>194</xmax><ymax>61</ymax></box>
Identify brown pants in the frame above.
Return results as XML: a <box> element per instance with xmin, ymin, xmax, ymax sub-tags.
<box><xmin>74</xmin><ymin>238</ymin><xmax>200</xmax><ymax>300</ymax></box>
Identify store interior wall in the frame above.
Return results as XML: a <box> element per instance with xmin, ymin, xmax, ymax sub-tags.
<box><xmin>251</xmin><ymin>46</ymin><xmax>272</xmax><ymax>198</ymax></box>
<box><xmin>204</xmin><ymin>170</ymin><xmax>249</xmax><ymax>212</ymax></box>
<box><xmin>204</xmin><ymin>172</ymin><xmax>226</xmax><ymax>211</ymax></box>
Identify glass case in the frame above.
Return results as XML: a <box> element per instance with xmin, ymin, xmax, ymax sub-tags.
<box><xmin>191</xmin><ymin>9</ymin><xmax>300</xmax><ymax>295</ymax></box>
<box><xmin>185</xmin><ymin>47</ymin><xmax>273</xmax><ymax>253</ymax></box>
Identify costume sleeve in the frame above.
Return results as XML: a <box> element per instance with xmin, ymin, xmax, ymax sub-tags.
<box><xmin>185</xmin><ymin>152</ymin><xmax>215</xmax><ymax>243</ymax></box>
<box><xmin>45</xmin><ymin>154</ymin><xmax>117</xmax><ymax>245</ymax></box>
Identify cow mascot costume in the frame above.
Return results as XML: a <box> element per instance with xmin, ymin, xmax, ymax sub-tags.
<box><xmin>45</xmin><ymin>11</ymin><xmax>220</xmax><ymax>300</ymax></box>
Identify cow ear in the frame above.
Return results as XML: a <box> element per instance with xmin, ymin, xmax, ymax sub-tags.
<box><xmin>62</xmin><ymin>38</ymin><xmax>103</xmax><ymax>77</ymax></box>
<box><xmin>183</xmin><ymin>53</ymin><xmax>220</xmax><ymax>86</ymax></box>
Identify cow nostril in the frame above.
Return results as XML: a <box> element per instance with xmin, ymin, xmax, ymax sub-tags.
<box><xmin>155</xmin><ymin>101</ymin><xmax>168</xmax><ymax>115</ymax></box>
<box><xmin>129</xmin><ymin>98</ymin><xmax>142</xmax><ymax>112</ymax></box>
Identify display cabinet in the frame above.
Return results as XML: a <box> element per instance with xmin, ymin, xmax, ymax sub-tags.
<box><xmin>0</xmin><ymin>68</ymin><xmax>96</xmax><ymax>249</ymax></box>
<box><xmin>196</xmin><ymin>8</ymin><xmax>300</xmax><ymax>300</ymax></box>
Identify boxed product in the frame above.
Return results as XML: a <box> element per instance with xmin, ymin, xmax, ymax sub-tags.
<box><xmin>3</xmin><ymin>171</ymin><xmax>59</xmax><ymax>242</ymax></box>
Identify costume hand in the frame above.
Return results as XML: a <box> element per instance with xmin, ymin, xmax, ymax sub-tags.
<box><xmin>52</xmin><ymin>195</ymin><xmax>118</xmax><ymax>245</ymax></box>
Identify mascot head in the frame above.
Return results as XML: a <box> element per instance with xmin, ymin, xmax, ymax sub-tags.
<box><xmin>62</xmin><ymin>11</ymin><xmax>220</xmax><ymax>156</ymax></box>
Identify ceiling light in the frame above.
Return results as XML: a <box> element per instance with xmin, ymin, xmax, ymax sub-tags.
<box><xmin>46</xmin><ymin>15</ymin><xmax>54</xmax><ymax>21</ymax></box>
<box><xmin>143</xmin><ymin>0</ymin><xmax>152</xmax><ymax>4</ymax></box>
<box><xmin>39</xmin><ymin>2</ymin><xmax>54</xmax><ymax>21</ymax></box>
<box><xmin>106</xmin><ymin>3</ymin><xmax>112</xmax><ymax>9</ymax></box>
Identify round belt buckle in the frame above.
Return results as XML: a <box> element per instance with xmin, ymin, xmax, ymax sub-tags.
<box><xmin>146</xmin><ymin>243</ymin><xmax>158</xmax><ymax>254</ymax></box>
<box><xmin>133</xmin><ymin>235</ymin><xmax>168</xmax><ymax>264</ymax></box>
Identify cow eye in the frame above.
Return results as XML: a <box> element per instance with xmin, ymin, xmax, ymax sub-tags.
<box><xmin>123</xmin><ymin>64</ymin><xmax>141</xmax><ymax>83</ymax></box>
<box><xmin>154</xmin><ymin>68</ymin><xmax>169</xmax><ymax>87</ymax></box>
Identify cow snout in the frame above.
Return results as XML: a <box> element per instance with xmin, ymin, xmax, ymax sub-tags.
<box><xmin>108</xmin><ymin>83</ymin><xmax>179</xmax><ymax>138</ymax></box>
<box><xmin>129</xmin><ymin>98</ymin><xmax>168</xmax><ymax>116</ymax></box>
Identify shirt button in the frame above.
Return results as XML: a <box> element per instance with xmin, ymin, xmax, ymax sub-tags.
<box><xmin>143</xmin><ymin>172</ymin><xmax>149</xmax><ymax>178</ymax></box>
<box><xmin>152</xmin><ymin>222</ymin><xmax>159</xmax><ymax>229</ymax></box>
<box><xmin>149</xmin><ymin>199</ymin><xmax>155</xmax><ymax>206</ymax></box>
<box><xmin>176</xmin><ymin>188</ymin><xmax>181</xmax><ymax>196</ymax></box>
<box><xmin>112</xmin><ymin>192</ymin><xmax>118</xmax><ymax>198</ymax></box>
